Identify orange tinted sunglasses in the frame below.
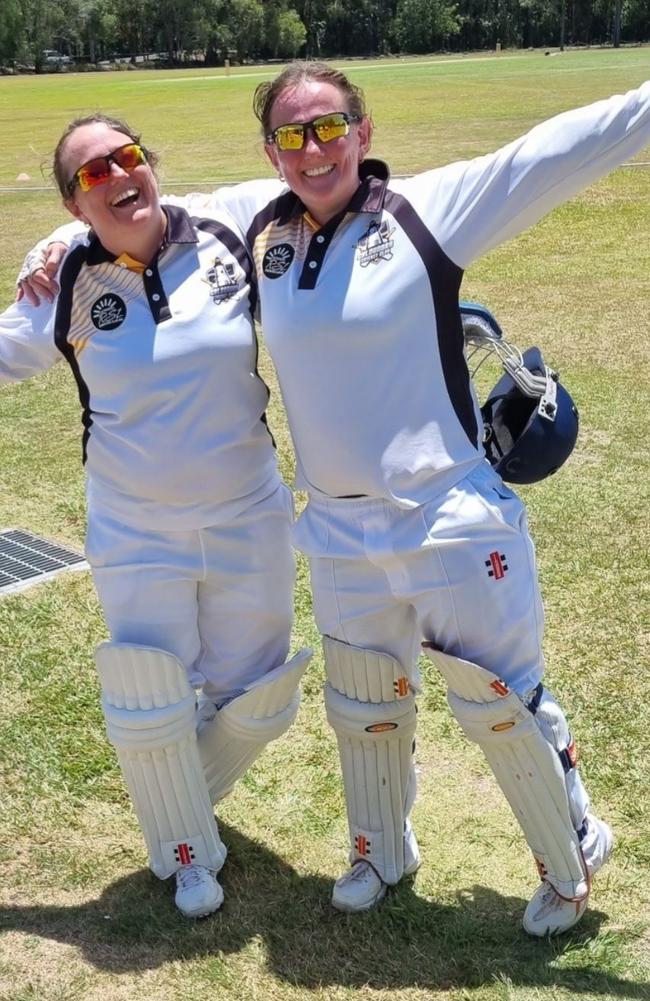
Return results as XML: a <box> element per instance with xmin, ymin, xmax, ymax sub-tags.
<box><xmin>66</xmin><ymin>142</ymin><xmax>148</xmax><ymax>195</ymax></box>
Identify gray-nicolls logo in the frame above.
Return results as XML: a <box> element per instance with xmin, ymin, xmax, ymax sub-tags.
<box><xmin>356</xmin><ymin>220</ymin><xmax>395</xmax><ymax>267</ymax></box>
<box><xmin>202</xmin><ymin>256</ymin><xmax>240</xmax><ymax>303</ymax></box>
<box><xmin>262</xmin><ymin>243</ymin><xmax>294</xmax><ymax>279</ymax></box>
<box><xmin>90</xmin><ymin>294</ymin><xmax>126</xmax><ymax>330</ymax></box>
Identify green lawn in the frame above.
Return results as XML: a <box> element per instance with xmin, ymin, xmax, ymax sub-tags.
<box><xmin>0</xmin><ymin>48</ymin><xmax>649</xmax><ymax>1001</ymax></box>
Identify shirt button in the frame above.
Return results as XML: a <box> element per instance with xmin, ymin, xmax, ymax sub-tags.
<box><xmin>152</xmin><ymin>293</ymin><xmax>160</xmax><ymax>301</ymax></box>
<box><xmin>145</xmin><ymin>269</ymin><xmax>153</xmax><ymax>277</ymax></box>
<box><xmin>316</xmin><ymin>235</ymin><xmax>325</xmax><ymax>244</ymax></box>
<box><xmin>308</xmin><ymin>261</ymin><xmax>317</xmax><ymax>269</ymax></box>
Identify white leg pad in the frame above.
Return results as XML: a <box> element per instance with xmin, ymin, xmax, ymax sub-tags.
<box><xmin>323</xmin><ymin>636</ymin><xmax>417</xmax><ymax>885</ymax></box>
<box><xmin>197</xmin><ymin>648</ymin><xmax>312</xmax><ymax>803</ymax></box>
<box><xmin>423</xmin><ymin>646</ymin><xmax>588</xmax><ymax>900</ymax></box>
<box><xmin>96</xmin><ymin>642</ymin><xmax>226</xmax><ymax>880</ymax></box>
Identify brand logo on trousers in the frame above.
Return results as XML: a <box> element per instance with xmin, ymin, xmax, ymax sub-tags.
<box><xmin>486</xmin><ymin>551</ymin><xmax>508</xmax><ymax>579</ymax></box>
<box><xmin>355</xmin><ymin>833</ymin><xmax>371</xmax><ymax>856</ymax></box>
<box><xmin>174</xmin><ymin>842</ymin><xmax>196</xmax><ymax>865</ymax></box>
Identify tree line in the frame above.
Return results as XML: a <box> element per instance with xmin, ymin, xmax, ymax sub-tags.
<box><xmin>1</xmin><ymin>0</ymin><xmax>648</xmax><ymax>71</ymax></box>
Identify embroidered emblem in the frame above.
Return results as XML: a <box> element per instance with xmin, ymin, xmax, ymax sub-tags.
<box><xmin>355</xmin><ymin>833</ymin><xmax>371</xmax><ymax>857</ymax></box>
<box><xmin>486</xmin><ymin>551</ymin><xmax>508</xmax><ymax>579</ymax></box>
<box><xmin>90</xmin><ymin>294</ymin><xmax>126</xmax><ymax>330</ymax></box>
<box><xmin>174</xmin><ymin>842</ymin><xmax>196</xmax><ymax>865</ymax></box>
<box><xmin>356</xmin><ymin>220</ymin><xmax>395</xmax><ymax>266</ymax></box>
<box><xmin>262</xmin><ymin>243</ymin><xmax>294</xmax><ymax>278</ymax></box>
<box><xmin>394</xmin><ymin>677</ymin><xmax>410</xmax><ymax>697</ymax></box>
<box><xmin>202</xmin><ymin>256</ymin><xmax>240</xmax><ymax>303</ymax></box>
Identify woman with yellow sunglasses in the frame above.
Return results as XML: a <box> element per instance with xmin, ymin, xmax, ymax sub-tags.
<box><xmin>214</xmin><ymin>61</ymin><xmax>648</xmax><ymax>936</ymax></box>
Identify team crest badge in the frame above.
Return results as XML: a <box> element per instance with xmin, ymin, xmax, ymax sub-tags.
<box><xmin>202</xmin><ymin>256</ymin><xmax>240</xmax><ymax>303</ymax></box>
<box><xmin>356</xmin><ymin>220</ymin><xmax>395</xmax><ymax>266</ymax></box>
<box><xmin>90</xmin><ymin>294</ymin><xmax>126</xmax><ymax>330</ymax></box>
<box><xmin>262</xmin><ymin>243</ymin><xmax>294</xmax><ymax>278</ymax></box>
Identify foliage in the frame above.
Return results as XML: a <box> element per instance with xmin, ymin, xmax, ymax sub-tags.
<box><xmin>1</xmin><ymin>0</ymin><xmax>650</xmax><ymax>67</ymax></box>
<box><xmin>393</xmin><ymin>0</ymin><xmax>460</xmax><ymax>53</ymax></box>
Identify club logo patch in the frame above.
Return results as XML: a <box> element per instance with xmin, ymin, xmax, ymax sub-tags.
<box><xmin>262</xmin><ymin>243</ymin><xmax>294</xmax><ymax>278</ymax></box>
<box><xmin>91</xmin><ymin>294</ymin><xmax>126</xmax><ymax>330</ymax></box>
<box><xmin>202</xmin><ymin>256</ymin><xmax>240</xmax><ymax>303</ymax></box>
<box><xmin>356</xmin><ymin>220</ymin><xmax>395</xmax><ymax>267</ymax></box>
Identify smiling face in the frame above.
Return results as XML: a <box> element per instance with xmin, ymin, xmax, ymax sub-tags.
<box><xmin>61</xmin><ymin>122</ymin><xmax>165</xmax><ymax>261</ymax></box>
<box><xmin>264</xmin><ymin>79</ymin><xmax>372</xmax><ymax>227</ymax></box>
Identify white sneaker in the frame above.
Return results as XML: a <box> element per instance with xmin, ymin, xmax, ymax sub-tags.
<box><xmin>523</xmin><ymin>814</ymin><xmax>614</xmax><ymax>937</ymax></box>
<box><xmin>174</xmin><ymin>864</ymin><xmax>224</xmax><ymax>918</ymax></box>
<box><xmin>332</xmin><ymin>824</ymin><xmax>421</xmax><ymax>913</ymax></box>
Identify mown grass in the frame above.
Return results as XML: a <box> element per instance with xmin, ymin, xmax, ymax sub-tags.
<box><xmin>0</xmin><ymin>47</ymin><xmax>649</xmax><ymax>1001</ymax></box>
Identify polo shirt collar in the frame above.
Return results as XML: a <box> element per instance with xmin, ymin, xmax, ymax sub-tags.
<box><xmin>85</xmin><ymin>204</ymin><xmax>198</xmax><ymax>265</ymax></box>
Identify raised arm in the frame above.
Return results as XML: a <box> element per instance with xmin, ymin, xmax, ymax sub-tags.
<box><xmin>423</xmin><ymin>80</ymin><xmax>650</xmax><ymax>269</ymax></box>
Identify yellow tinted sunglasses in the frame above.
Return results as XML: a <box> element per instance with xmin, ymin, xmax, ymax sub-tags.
<box><xmin>267</xmin><ymin>112</ymin><xmax>359</xmax><ymax>152</ymax></box>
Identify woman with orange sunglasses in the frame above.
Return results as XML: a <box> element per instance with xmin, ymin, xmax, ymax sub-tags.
<box><xmin>2</xmin><ymin>112</ymin><xmax>310</xmax><ymax>920</ymax></box>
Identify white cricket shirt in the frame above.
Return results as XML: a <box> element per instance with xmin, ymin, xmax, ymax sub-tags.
<box><xmin>0</xmin><ymin>206</ymin><xmax>280</xmax><ymax>529</ymax></box>
<box><xmin>213</xmin><ymin>80</ymin><xmax>650</xmax><ymax>505</ymax></box>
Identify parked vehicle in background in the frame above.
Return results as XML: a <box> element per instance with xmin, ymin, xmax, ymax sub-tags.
<box><xmin>43</xmin><ymin>50</ymin><xmax>71</xmax><ymax>66</ymax></box>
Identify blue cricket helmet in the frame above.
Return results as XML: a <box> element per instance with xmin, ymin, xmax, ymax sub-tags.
<box><xmin>480</xmin><ymin>346</ymin><xmax>579</xmax><ymax>484</ymax></box>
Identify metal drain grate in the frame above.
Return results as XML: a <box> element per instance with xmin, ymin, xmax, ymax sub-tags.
<box><xmin>0</xmin><ymin>529</ymin><xmax>88</xmax><ymax>596</ymax></box>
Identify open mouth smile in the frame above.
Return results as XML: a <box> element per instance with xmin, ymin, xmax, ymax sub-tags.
<box><xmin>110</xmin><ymin>187</ymin><xmax>140</xmax><ymax>208</ymax></box>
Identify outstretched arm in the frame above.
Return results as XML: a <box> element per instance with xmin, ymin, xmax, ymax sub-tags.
<box><xmin>425</xmin><ymin>80</ymin><xmax>650</xmax><ymax>269</ymax></box>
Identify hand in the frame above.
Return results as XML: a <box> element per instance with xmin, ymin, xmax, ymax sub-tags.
<box><xmin>16</xmin><ymin>242</ymin><xmax>67</xmax><ymax>305</ymax></box>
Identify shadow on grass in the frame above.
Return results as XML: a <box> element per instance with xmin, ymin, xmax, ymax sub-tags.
<box><xmin>0</xmin><ymin>822</ymin><xmax>645</xmax><ymax>997</ymax></box>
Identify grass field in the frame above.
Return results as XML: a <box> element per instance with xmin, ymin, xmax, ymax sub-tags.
<box><xmin>0</xmin><ymin>47</ymin><xmax>649</xmax><ymax>1001</ymax></box>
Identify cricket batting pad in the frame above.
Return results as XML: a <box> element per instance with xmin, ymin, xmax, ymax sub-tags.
<box><xmin>323</xmin><ymin>636</ymin><xmax>417</xmax><ymax>885</ymax></box>
<box><xmin>423</xmin><ymin>645</ymin><xmax>588</xmax><ymax>900</ymax></box>
<box><xmin>96</xmin><ymin>642</ymin><xmax>226</xmax><ymax>880</ymax></box>
<box><xmin>197</xmin><ymin>648</ymin><xmax>312</xmax><ymax>803</ymax></box>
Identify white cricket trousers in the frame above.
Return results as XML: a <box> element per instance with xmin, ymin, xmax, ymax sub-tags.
<box><xmin>85</xmin><ymin>484</ymin><xmax>295</xmax><ymax>701</ymax></box>
<box><xmin>296</xmin><ymin>460</ymin><xmax>592</xmax><ymax>846</ymax></box>
<box><xmin>294</xmin><ymin>462</ymin><xmax>545</xmax><ymax>695</ymax></box>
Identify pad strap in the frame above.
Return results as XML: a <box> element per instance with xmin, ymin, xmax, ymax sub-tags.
<box><xmin>198</xmin><ymin>648</ymin><xmax>311</xmax><ymax>802</ymax></box>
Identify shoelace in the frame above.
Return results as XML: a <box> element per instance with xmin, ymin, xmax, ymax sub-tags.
<box><xmin>176</xmin><ymin>865</ymin><xmax>206</xmax><ymax>890</ymax></box>
<box><xmin>342</xmin><ymin>862</ymin><xmax>376</xmax><ymax>885</ymax></box>
<box><xmin>538</xmin><ymin>883</ymin><xmax>561</xmax><ymax>906</ymax></box>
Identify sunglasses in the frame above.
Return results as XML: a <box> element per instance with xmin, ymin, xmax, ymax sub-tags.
<box><xmin>267</xmin><ymin>112</ymin><xmax>360</xmax><ymax>152</ymax></box>
<box><xmin>66</xmin><ymin>142</ymin><xmax>148</xmax><ymax>195</ymax></box>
